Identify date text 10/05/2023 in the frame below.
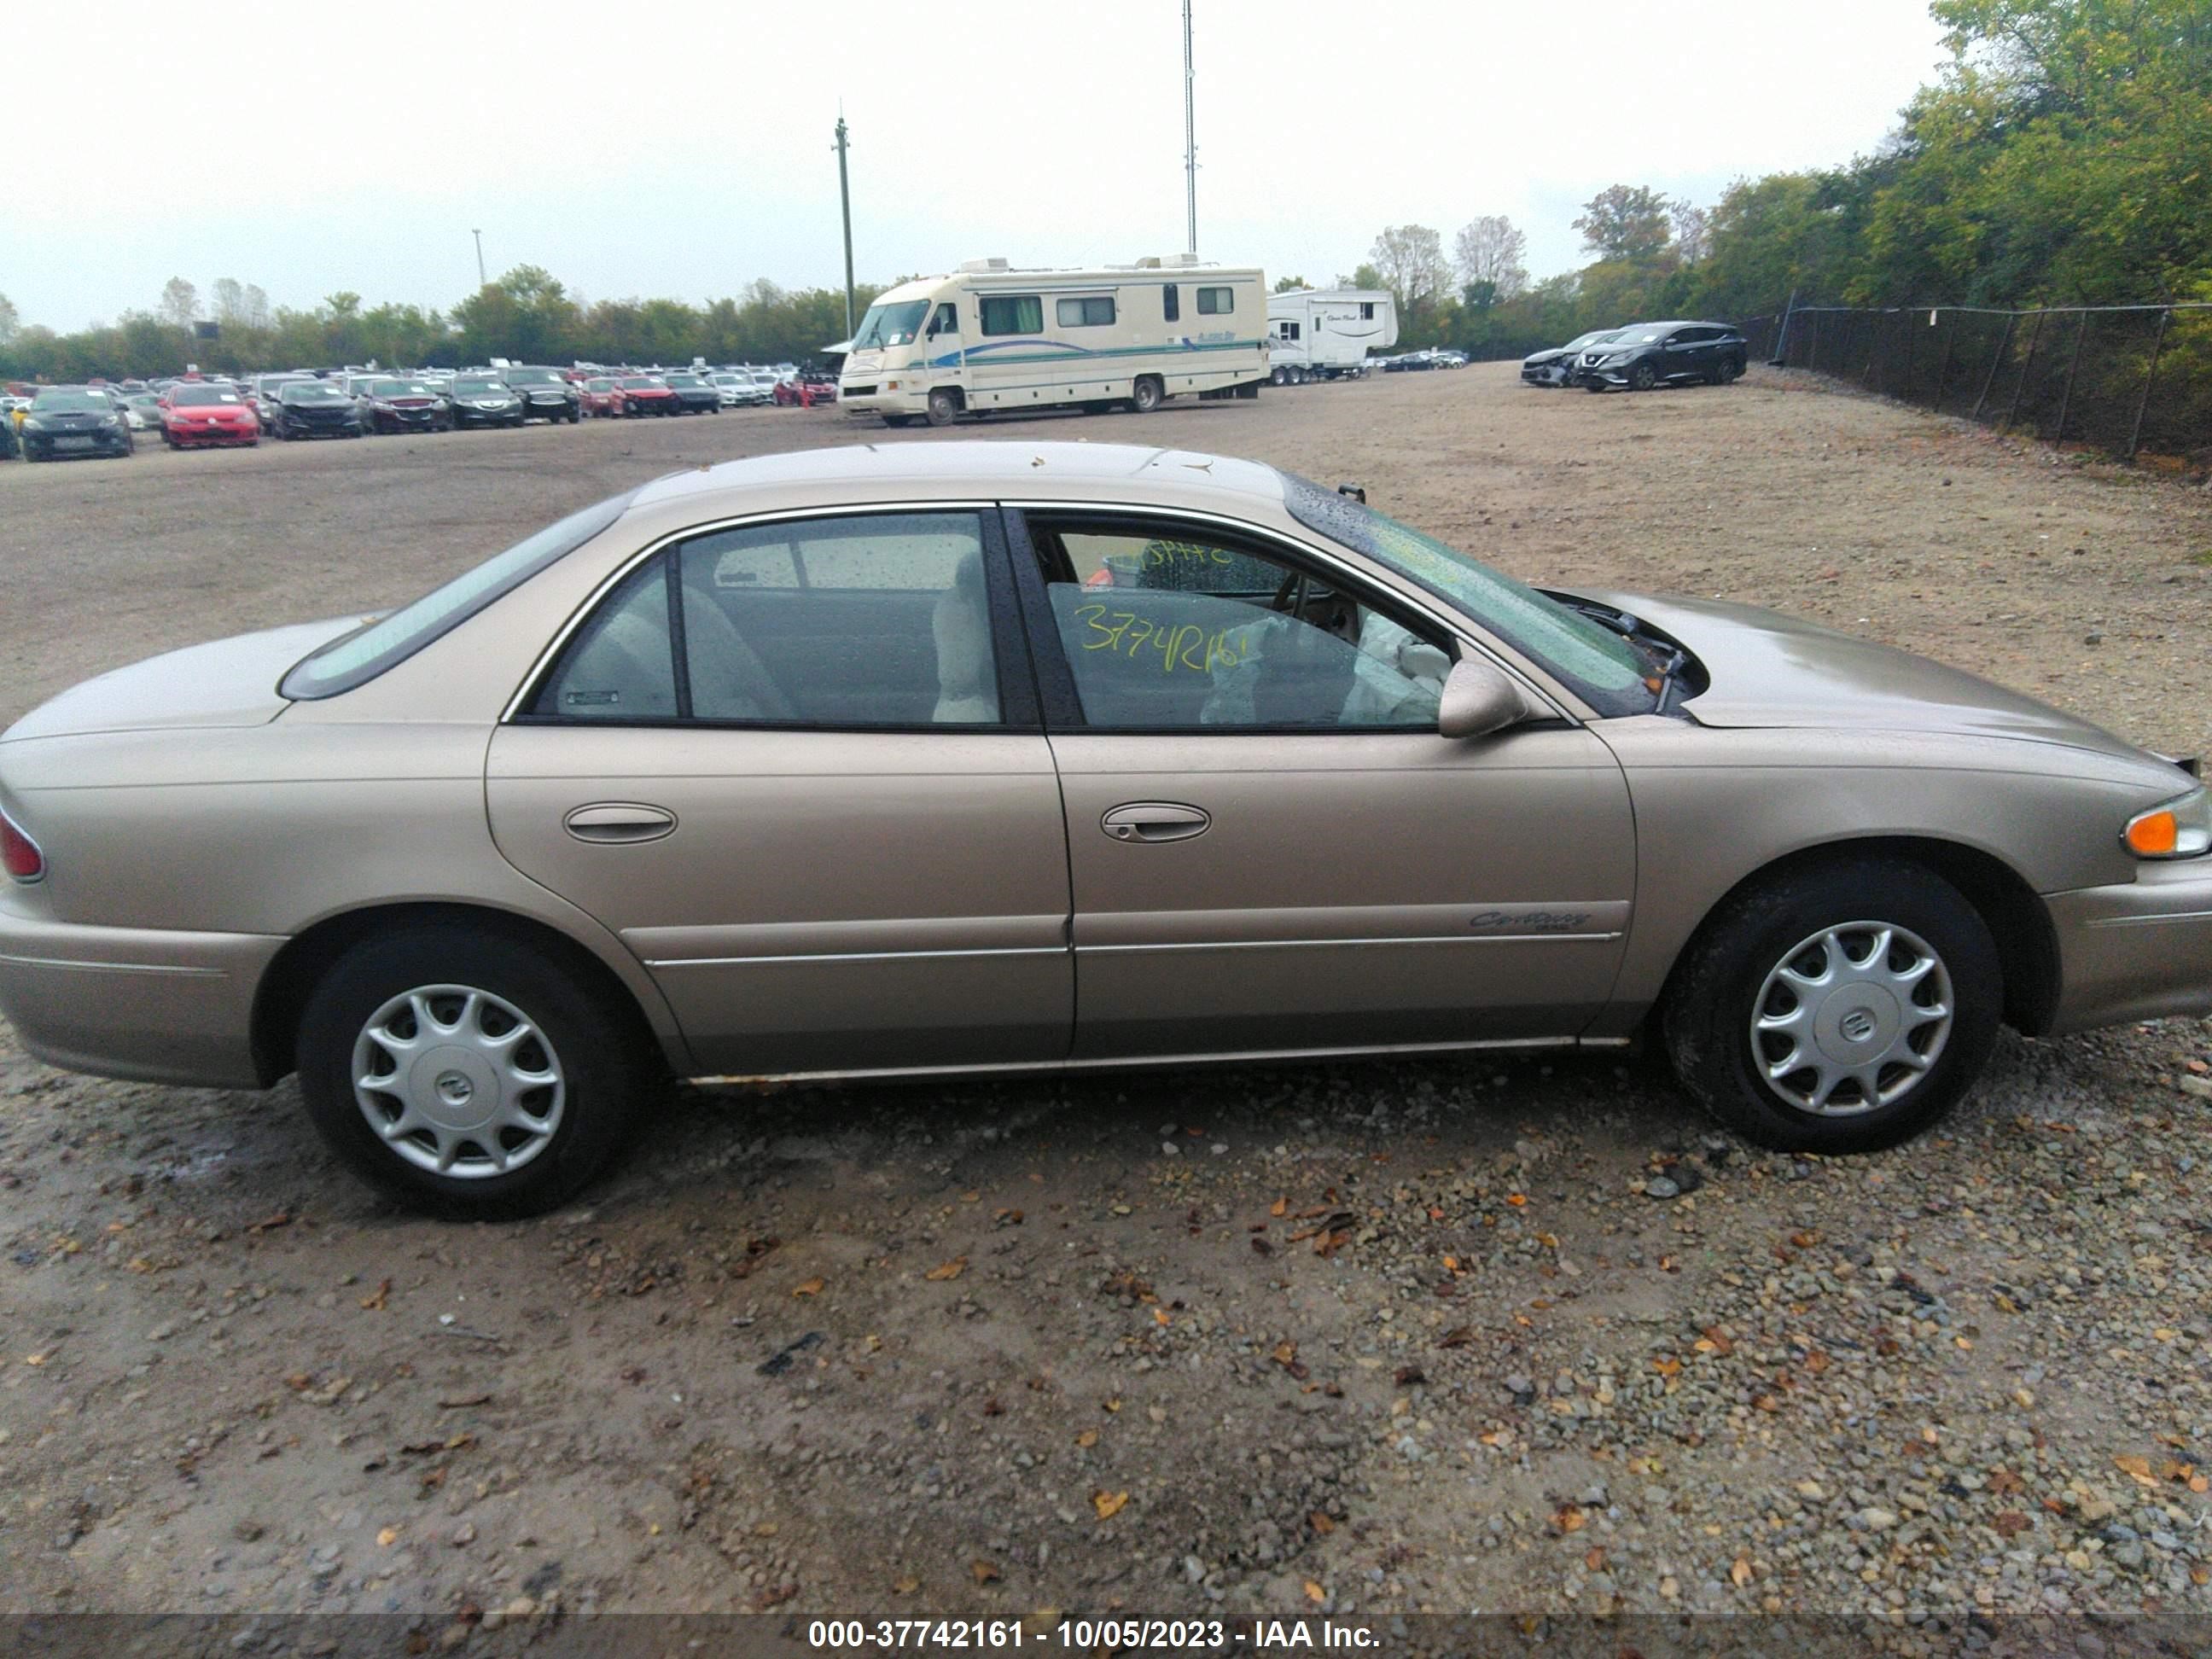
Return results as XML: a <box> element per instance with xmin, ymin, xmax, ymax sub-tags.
<box><xmin>806</xmin><ymin>1618</ymin><xmax>1381</xmax><ymax>1650</ymax></box>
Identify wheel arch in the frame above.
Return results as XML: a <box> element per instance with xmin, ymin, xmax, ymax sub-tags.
<box><xmin>1651</xmin><ymin>835</ymin><xmax>2062</xmax><ymax>1039</ymax></box>
<box><xmin>249</xmin><ymin>900</ymin><xmax>680</xmax><ymax>1087</ymax></box>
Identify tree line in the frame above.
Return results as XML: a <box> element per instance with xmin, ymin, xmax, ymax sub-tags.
<box><xmin>3</xmin><ymin>1</ymin><xmax>2202</xmax><ymax>381</ymax></box>
<box><xmin>0</xmin><ymin>268</ymin><xmax>882</xmax><ymax>383</ymax></box>
<box><xmin>1347</xmin><ymin>0</ymin><xmax>2208</xmax><ymax>360</ymax></box>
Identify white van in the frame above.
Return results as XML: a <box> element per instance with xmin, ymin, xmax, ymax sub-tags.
<box><xmin>839</xmin><ymin>257</ymin><xmax>1268</xmax><ymax>426</ymax></box>
<box><xmin>1264</xmin><ymin>288</ymin><xmax>1399</xmax><ymax>383</ymax></box>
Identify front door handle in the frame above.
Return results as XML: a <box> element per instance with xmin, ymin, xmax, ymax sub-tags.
<box><xmin>1101</xmin><ymin>802</ymin><xmax>1210</xmax><ymax>844</ymax></box>
<box><xmin>563</xmin><ymin>803</ymin><xmax>678</xmax><ymax>844</ymax></box>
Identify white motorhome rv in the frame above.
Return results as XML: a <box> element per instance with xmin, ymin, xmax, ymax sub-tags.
<box><xmin>839</xmin><ymin>257</ymin><xmax>1268</xmax><ymax>426</ymax></box>
<box><xmin>1263</xmin><ymin>288</ymin><xmax>1399</xmax><ymax>382</ymax></box>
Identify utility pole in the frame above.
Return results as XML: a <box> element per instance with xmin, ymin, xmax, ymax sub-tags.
<box><xmin>472</xmin><ymin>229</ymin><xmax>486</xmax><ymax>288</ymax></box>
<box><xmin>834</xmin><ymin>112</ymin><xmax>856</xmax><ymax>340</ymax></box>
<box><xmin>1182</xmin><ymin>1</ymin><xmax>1197</xmax><ymax>256</ymax></box>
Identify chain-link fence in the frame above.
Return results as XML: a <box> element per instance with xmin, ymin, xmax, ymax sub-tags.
<box><xmin>1732</xmin><ymin>305</ymin><xmax>2212</xmax><ymax>474</ymax></box>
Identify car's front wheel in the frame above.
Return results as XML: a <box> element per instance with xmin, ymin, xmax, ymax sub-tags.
<box><xmin>1629</xmin><ymin>362</ymin><xmax>1659</xmax><ymax>392</ymax></box>
<box><xmin>296</xmin><ymin>923</ymin><xmax>660</xmax><ymax>1218</ymax></box>
<box><xmin>1663</xmin><ymin>859</ymin><xmax>2001</xmax><ymax>1155</ymax></box>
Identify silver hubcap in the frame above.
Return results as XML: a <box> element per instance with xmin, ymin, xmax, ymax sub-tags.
<box><xmin>352</xmin><ymin>985</ymin><xmax>565</xmax><ymax>1177</ymax></box>
<box><xmin>1750</xmin><ymin>923</ymin><xmax>1953</xmax><ymax>1116</ymax></box>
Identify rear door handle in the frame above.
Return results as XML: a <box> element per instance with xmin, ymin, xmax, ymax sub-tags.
<box><xmin>563</xmin><ymin>803</ymin><xmax>678</xmax><ymax>844</ymax></box>
<box><xmin>1101</xmin><ymin>802</ymin><xmax>1210</xmax><ymax>844</ymax></box>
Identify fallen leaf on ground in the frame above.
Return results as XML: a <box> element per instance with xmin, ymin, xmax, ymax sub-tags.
<box><xmin>970</xmin><ymin>1560</ymin><xmax>1000</xmax><ymax>1586</ymax></box>
<box><xmin>376</xmin><ymin>1526</ymin><xmax>399</xmax><ymax>1547</ymax></box>
<box><xmin>1993</xmin><ymin>1511</ymin><xmax>2030</xmax><ymax>1537</ymax></box>
<box><xmin>1553</xmin><ymin>1505</ymin><xmax>1586</xmax><ymax>1533</ymax></box>
<box><xmin>1075</xmin><ymin>1429</ymin><xmax>1098</xmax><ymax>1448</ymax></box>
<box><xmin>1092</xmin><ymin>1490</ymin><xmax>1129</xmax><ymax>1520</ymax></box>
<box><xmin>792</xmin><ymin>1278</ymin><xmax>824</xmax><ymax>1298</ymax></box>
<box><xmin>925</xmin><ymin>1258</ymin><xmax>968</xmax><ymax>1283</ymax></box>
<box><xmin>358</xmin><ymin>1278</ymin><xmax>390</xmax><ymax>1312</ymax></box>
<box><xmin>1308</xmin><ymin>1511</ymin><xmax>1335</xmax><ymax>1534</ymax></box>
<box><xmin>438</xmin><ymin>1393</ymin><xmax>492</xmax><ymax>1410</ymax></box>
<box><xmin>1303</xmin><ymin>1580</ymin><xmax>1326</xmax><ymax>1604</ymax></box>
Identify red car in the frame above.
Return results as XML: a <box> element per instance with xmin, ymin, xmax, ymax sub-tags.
<box><xmin>579</xmin><ymin>377</ymin><xmax>626</xmax><ymax>417</ymax></box>
<box><xmin>615</xmin><ymin>375</ymin><xmax>678</xmax><ymax>416</ymax></box>
<box><xmin>160</xmin><ymin>383</ymin><xmax>260</xmax><ymax>448</ymax></box>
<box><xmin>771</xmin><ymin>368</ymin><xmax>839</xmax><ymax>407</ymax></box>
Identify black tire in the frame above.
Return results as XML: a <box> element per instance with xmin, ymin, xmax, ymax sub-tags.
<box><xmin>1130</xmin><ymin>375</ymin><xmax>1165</xmax><ymax>414</ymax></box>
<box><xmin>1713</xmin><ymin>357</ymin><xmax>1743</xmax><ymax>385</ymax></box>
<box><xmin>1662</xmin><ymin>859</ymin><xmax>2002</xmax><ymax>1155</ymax></box>
<box><xmin>297</xmin><ymin>923</ymin><xmax>663</xmax><ymax>1219</ymax></box>
<box><xmin>1629</xmin><ymin>362</ymin><xmax>1659</xmax><ymax>392</ymax></box>
<box><xmin>925</xmin><ymin>387</ymin><xmax>960</xmax><ymax>427</ymax></box>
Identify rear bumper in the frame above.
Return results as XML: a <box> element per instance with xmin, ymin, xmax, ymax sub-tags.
<box><xmin>0</xmin><ymin>908</ymin><xmax>283</xmax><ymax>1088</ymax></box>
<box><xmin>2046</xmin><ymin>862</ymin><xmax>2212</xmax><ymax>1035</ymax></box>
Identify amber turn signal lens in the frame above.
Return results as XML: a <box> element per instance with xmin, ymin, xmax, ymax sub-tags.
<box><xmin>2126</xmin><ymin>812</ymin><xmax>2180</xmax><ymax>856</ymax></box>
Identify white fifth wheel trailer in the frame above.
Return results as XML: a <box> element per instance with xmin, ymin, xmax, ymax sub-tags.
<box><xmin>838</xmin><ymin>257</ymin><xmax>1269</xmax><ymax>426</ymax></box>
<box><xmin>1263</xmin><ymin>288</ymin><xmax>1399</xmax><ymax>383</ymax></box>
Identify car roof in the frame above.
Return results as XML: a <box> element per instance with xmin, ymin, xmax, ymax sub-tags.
<box><xmin>630</xmin><ymin>440</ymin><xmax>1290</xmax><ymax>512</ymax></box>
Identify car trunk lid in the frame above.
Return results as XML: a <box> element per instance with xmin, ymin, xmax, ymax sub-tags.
<box><xmin>2</xmin><ymin>617</ymin><xmax>369</xmax><ymax>742</ymax></box>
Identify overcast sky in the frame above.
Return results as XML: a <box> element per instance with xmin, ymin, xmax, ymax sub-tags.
<box><xmin>7</xmin><ymin>1</ymin><xmax>1947</xmax><ymax>330</ymax></box>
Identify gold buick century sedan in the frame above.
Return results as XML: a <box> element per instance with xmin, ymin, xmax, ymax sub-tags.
<box><xmin>1</xmin><ymin>443</ymin><xmax>2206</xmax><ymax>1217</ymax></box>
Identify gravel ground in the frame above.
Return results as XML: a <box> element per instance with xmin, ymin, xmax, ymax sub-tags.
<box><xmin>2</xmin><ymin>367</ymin><xmax>2210</xmax><ymax>1631</ymax></box>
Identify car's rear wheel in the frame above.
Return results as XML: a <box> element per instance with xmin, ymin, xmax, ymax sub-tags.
<box><xmin>1130</xmin><ymin>375</ymin><xmax>1165</xmax><ymax>414</ymax></box>
<box><xmin>296</xmin><ymin>923</ymin><xmax>661</xmax><ymax>1218</ymax></box>
<box><xmin>1713</xmin><ymin>357</ymin><xmax>1743</xmax><ymax>385</ymax></box>
<box><xmin>1629</xmin><ymin>362</ymin><xmax>1659</xmax><ymax>392</ymax></box>
<box><xmin>1663</xmin><ymin>859</ymin><xmax>2001</xmax><ymax>1155</ymax></box>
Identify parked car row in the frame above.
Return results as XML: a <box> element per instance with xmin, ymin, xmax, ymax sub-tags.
<box><xmin>3</xmin><ymin>360</ymin><xmax>838</xmax><ymax>462</ymax></box>
<box><xmin>1521</xmin><ymin>320</ymin><xmax>1749</xmax><ymax>392</ymax></box>
<box><xmin>1374</xmin><ymin>349</ymin><xmax>1468</xmax><ymax>373</ymax></box>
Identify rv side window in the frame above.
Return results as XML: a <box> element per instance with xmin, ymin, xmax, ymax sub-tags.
<box><xmin>1162</xmin><ymin>285</ymin><xmax>1179</xmax><ymax>322</ymax></box>
<box><xmin>979</xmin><ymin>295</ymin><xmax>1043</xmax><ymax>335</ymax></box>
<box><xmin>929</xmin><ymin>304</ymin><xmax>959</xmax><ymax>336</ymax></box>
<box><xmin>1056</xmin><ymin>296</ymin><xmax>1115</xmax><ymax>329</ymax></box>
<box><xmin>1196</xmin><ymin>286</ymin><xmax>1233</xmax><ymax>315</ymax></box>
<box><xmin>1287</xmin><ymin>321</ymin><xmax>1301</xmax><ymax>340</ymax></box>
<box><xmin>1360</xmin><ymin>302</ymin><xmax>1375</xmax><ymax>320</ymax></box>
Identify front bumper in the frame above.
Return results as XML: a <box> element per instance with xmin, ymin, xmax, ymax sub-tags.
<box><xmin>24</xmin><ymin>428</ymin><xmax>131</xmax><ymax>457</ymax></box>
<box><xmin>2045</xmin><ymin>860</ymin><xmax>2212</xmax><ymax>1034</ymax></box>
<box><xmin>168</xmin><ymin>422</ymin><xmax>257</xmax><ymax>445</ymax></box>
<box><xmin>0</xmin><ymin>906</ymin><xmax>284</xmax><ymax>1089</ymax></box>
<box><xmin>520</xmin><ymin>396</ymin><xmax>577</xmax><ymax>420</ymax></box>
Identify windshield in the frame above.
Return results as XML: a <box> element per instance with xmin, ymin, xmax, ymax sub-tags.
<box><xmin>172</xmin><ymin>386</ymin><xmax>241</xmax><ymax>406</ymax></box>
<box><xmin>586</xmin><ymin>379</ymin><xmax>615</xmax><ymax>391</ymax></box>
<box><xmin>284</xmin><ymin>385</ymin><xmax>346</xmax><ymax>404</ymax></box>
<box><xmin>851</xmin><ymin>300</ymin><xmax>930</xmax><ymax>350</ymax></box>
<box><xmin>1274</xmin><ymin>469</ymin><xmax>1654</xmax><ymax>715</ymax></box>
<box><xmin>1610</xmin><ymin>326</ymin><xmax>1668</xmax><ymax>346</ymax></box>
<box><xmin>455</xmin><ymin>379</ymin><xmax>507</xmax><ymax>395</ymax></box>
<box><xmin>370</xmin><ymin>380</ymin><xmax>434</xmax><ymax>397</ymax></box>
<box><xmin>619</xmin><ymin>376</ymin><xmax>661</xmax><ymax>389</ymax></box>
<box><xmin>1566</xmin><ymin>330</ymin><xmax>1619</xmax><ymax>350</ymax></box>
<box><xmin>282</xmin><ymin>492</ymin><xmax>637</xmax><ymax>701</ymax></box>
<box><xmin>503</xmin><ymin>367</ymin><xmax>560</xmax><ymax>386</ymax></box>
<box><xmin>32</xmin><ymin>389</ymin><xmax>111</xmax><ymax>412</ymax></box>
<box><xmin>665</xmin><ymin>373</ymin><xmax>701</xmax><ymax>387</ymax></box>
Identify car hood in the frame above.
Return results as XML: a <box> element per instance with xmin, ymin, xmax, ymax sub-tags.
<box><xmin>2</xmin><ymin>616</ymin><xmax>366</xmax><ymax>742</ymax></box>
<box><xmin>1577</xmin><ymin>590</ymin><xmax>2151</xmax><ymax>763</ymax></box>
<box><xmin>1522</xmin><ymin>349</ymin><xmax>1568</xmax><ymax>366</ymax></box>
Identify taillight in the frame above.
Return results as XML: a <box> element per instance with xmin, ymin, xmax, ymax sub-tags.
<box><xmin>0</xmin><ymin>808</ymin><xmax>44</xmax><ymax>882</ymax></box>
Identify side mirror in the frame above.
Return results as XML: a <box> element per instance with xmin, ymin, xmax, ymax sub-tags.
<box><xmin>1437</xmin><ymin>657</ymin><xmax>1534</xmax><ymax>741</ymax></box>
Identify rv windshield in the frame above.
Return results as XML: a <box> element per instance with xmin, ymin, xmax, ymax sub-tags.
<box><xmin>851</xmin><ymin>300</ymin><xmax>930</xmax><ymax>350</ymax></box>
